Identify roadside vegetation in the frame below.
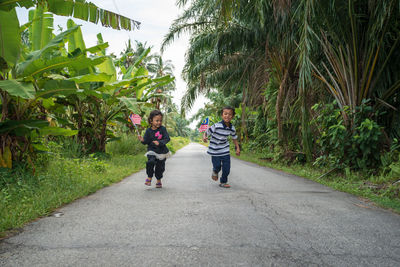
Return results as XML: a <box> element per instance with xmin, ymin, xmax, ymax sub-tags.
<box><xmin>0</xmin><ymin>2</ymin><xmax>192</xmax><ymax>237</ymax></box>
<box><xmin>173</xmin><ymin>1</ymin><xmax>400</xmax><ymax>213</ymax></box>
<box><xmin>234</xmin><ymin>148</ymin><xmax>400</xmax><ymax>214</ymax></box>
<box><xmin>0</xmin><ymin>136</ymin><xmax>189</xmax><ymax>237</ymax></box>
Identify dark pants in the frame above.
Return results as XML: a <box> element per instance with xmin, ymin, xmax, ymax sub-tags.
<box><xmin>146</xmin><ymin>155</ymin><xmax>166</xmax><ymax>180</ymax></box>
<box><xmin>211</xmin><ymin>155</ymin><xmax>231</xmax><ymax>183</ymax></box>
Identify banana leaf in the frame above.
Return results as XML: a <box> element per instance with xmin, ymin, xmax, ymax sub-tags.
<box><xmin>0</xmin><ymin>8</ymin><xmax>20</xmax><ymax>68</ymax></box>
<box><xmin>84</xmin><ymin>43</ymin><xmax>109</xmax><ymax>54</ymax></box>
<box><xmin>0</xmin><ymin>1</ymin><xmax>34</xmax><ymax>11</ymax></box>
<box><xmin>66</xmin><ymin>19</ymin><xmax>86</xmax><ymax>53</ymax></box>
<box><xmin>99</xmin><ymin>77</ymin><xmax>142</xmax><ymax>92</ymax></box>
<box><xmin>46</xmin><ymin>0</ymin><xmax>140</xmax><ymax>31</ymax></box>
<box><xmin>140</xmin><ymin>75</ymin><xmax>175</xmax><ymax>99</ymax></box>
<box><xmin>16</xmin><ymin>25</ymin><xmax>80</xmax><ymax>75</ymax></box>
<box><xmin>95</xmin><ymin>33</ymin><xmax>116</xmax><ymax>83</ymax></box>
<box><xmin>0</xmin><ymin>120</ymin><xmax>49</xmax><ymax>136</ymax></box>
<box><xmin>37</xmin><ymin>79</ymin><xmax>103</xmax><ymax>98</ymax></box>
<box><xmin>133</xmin><ymin>47</ymin><xmax>151</xmax><ymax>68</ymax></box>
<box><xmin>119</xmin><ymin>97</ymin><xmax>139</xmax><ymax>114</ymax></box>
<box><xmin>37</xmin><ymin>79</ymin><xmax>77</xmax><ymax>98</ymax></box>
<box><xmin>0</xmin><ymin>0</ymin><xmax>140</xmax><ymax>31</ymax></box>
<box><xmin>17</xmin><ymin>55</ymin><xmax>107</xmax><ymax>77</ymax></box>
<box><xmin>68</xmin><ymin>73</ymin><xmax>113</xmax><ymax>83</ymax></box>
<box><xmin>113</xmin><ymin>117</ymin><xmax>130</xmax><ymax>124</ymax></box>
<box><xmin>95</xmin><ymin>56</ymin><xmax>116</xmax><ymax>83</ymax></box>
<box><xmin>29</xmin><ymin>5</ymin><xmax>53</xmax><ymax>51</ymax></box>
<box><xmin>39</xmin><ymin>126</ymin><xmax>78</xmax><ymax>136</ymax></box>
<box><xmin>122</xmin><ymin>48</ymin><xmax>151</xmax><ymax>80</ymax></box>
<box><xmin>0</xmin><ymin>79</ymin><xmax>35</xmax><ymax>99</ymax></box>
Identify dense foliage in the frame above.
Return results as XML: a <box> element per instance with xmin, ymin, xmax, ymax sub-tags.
<box><xmin>164</xmin><ymin>0</ymin><xmax>400</xmax><ymax>173</ymax></box>
<box><xmin>0</xmin><ymin>1</ymin><xmax>194</xmax><ymax>170</ymax></box>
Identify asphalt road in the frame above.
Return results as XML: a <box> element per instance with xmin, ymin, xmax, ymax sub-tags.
<box><xmin>1</xmin><ymin>143</ymin><xmax>400</xmax><ymax>266</ymax></box>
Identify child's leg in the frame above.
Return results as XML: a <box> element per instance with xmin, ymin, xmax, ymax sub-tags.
<box><xmin>146</xmin><ymin>155</ymin><xmax>157</xmax><ymax>178</ymax></box>
<box><xmin>211</xmin><ymin>156</ymin><xmax>222</xmax><ymax>173</ymax></box>
<box><xmin>220</xmin><ymin>155</ymin><xmax>231</xmax><ymax>184</ymax></box>
<box><xmin>154</xmin><ymin>159</ymin><xmax>166</xmax><ymax>180</ymax></box>
<box><xmin>154</xmin><ymin>159</ymin><xmax>165</xmax><ymax>188</ymax></box>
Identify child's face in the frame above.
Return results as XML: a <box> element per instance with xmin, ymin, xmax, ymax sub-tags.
<box><xmin>151</xmin><ymin>115</ymin><xmax>163</xmax><ymax>128</ymax></box>
<box><xmin>222</xmin><ymin>109</ymin><xmax>234</xmax><ymax>124</ymax></box>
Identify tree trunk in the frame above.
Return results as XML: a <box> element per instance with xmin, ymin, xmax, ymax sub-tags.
<box><xmin>99</xmin><ymin>118</ymin><xmax>107</xmax><ymax>152</ymax></box>
<box><xmin>1</xmin><ymin>91</ymin><xmax>8</xmax><ymax>122</ymax></box>
<box><xmin>276</xmin><ymin>69</ymin><xmax>289</xmax><ymax>144</ymax></box>
<box><xmin>300</xmin><ymin>84</ymin><xmax>312</xmax><ymax>162</ymax></box>
<box><xmin>241</xmin><ymin>86</ymin><xmax>248</xmax><ymax>142</ymax></box>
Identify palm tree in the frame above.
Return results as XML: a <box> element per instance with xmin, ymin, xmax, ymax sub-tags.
<box><xmin>148</xmin><ymin>54</ymin><xmax>175</xmax><ymax>78</ymax></box>
<box><xmin>147</xmin><ymin>53</ymin><xmax>176</xmax><ymax>127</ymax></box>
<box><xmin>164</xmin><ymin>0</ymin><xmax>400</xmax><ymax>161</ymax></box>
<box><xmin>163</xmin><ymin>0</ymin><xmax>299</xmax><ymax>144</ymax></box>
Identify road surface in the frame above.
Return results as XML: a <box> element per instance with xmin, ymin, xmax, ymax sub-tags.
<box><xmin>1</xmin><ymin>143</ymin><xmax>400</xmax><ymax>266</ymax></box>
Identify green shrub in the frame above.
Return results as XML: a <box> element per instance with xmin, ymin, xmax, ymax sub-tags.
<box><xmin>312</xmin><ymin>100</ymin><xmax>383</xmax><ymax>171</ymax></box>
<box><xmin>106</xmin><ymin>133</ymin><xmax>146</xmax><ymax>155</ymax></box>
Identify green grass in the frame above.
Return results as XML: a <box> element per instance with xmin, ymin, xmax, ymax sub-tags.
<box><xmin>0</xmin><ymin>154</ymin><xmax>147</xmax><ymax>237</ymax></box>
<box><xmin>0</xmin><ymin>136</ymin><xmax>189</xmax><ymax>237</ymax></box>
<box><xmin>167</xmin><ymin>136</ymin><xmax>190</xmax><ymax>153</ymax></box>
<box><xmin>106</xmin><ymin>133</ymin><xmax>146</xmax><ymax>155</ymax></box>
<box><xmin>234</xmin><ymin>150</ymin><xmax>400</xmax><ymax>214</ymax></box>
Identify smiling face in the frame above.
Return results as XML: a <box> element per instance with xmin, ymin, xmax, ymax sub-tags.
<box><xmin>151</xmin><ymin>114</ymin><xmax>163</xmax><ymax>129</ymax></box>
<box><xmin>222</xmin><ymin>108</ymin><xmax>234</xmax><ymax>125</ymax></box>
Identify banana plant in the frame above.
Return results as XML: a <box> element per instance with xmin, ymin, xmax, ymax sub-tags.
<box><xmin>0</xmin><ymin>10</ymin><xmax>108</xmax><ymax>167</ymax></box>
<box><xmin>0</xmin><ymin>5</ymin><xmax>176</xmax><ymax>165</ymax></box>
<box><xmin>50</xmin><ymin>30</ymin><xmax>175</xmax><ymax>153</ymax></box>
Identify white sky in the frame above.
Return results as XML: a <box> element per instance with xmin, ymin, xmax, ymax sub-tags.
<box><xmin>16</xmin><ymin>0</ymin><xmax>206</xmax><ymax>128</ymax></box>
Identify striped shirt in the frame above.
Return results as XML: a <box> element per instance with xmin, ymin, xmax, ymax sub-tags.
<box><xmin>206</xmin><ymin>121</ymin><xmax>238</xmax><ymax>156</ymax></box>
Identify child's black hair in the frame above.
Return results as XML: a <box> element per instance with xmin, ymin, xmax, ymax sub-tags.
<box><xmin>221</xmin><ymin>106</ymin><xmax>235</xmax><ymax>116</ymax></box>
<box><xmin>148</xmin><ymin>110</ymin><xmax>163</xmax><ymax>125</ymax></box>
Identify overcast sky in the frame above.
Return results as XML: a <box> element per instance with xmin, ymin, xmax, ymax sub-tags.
<box><xmin>17</xmin><ymin>0</ymin><xmax>206</xmax><ymax>128</ymax></box>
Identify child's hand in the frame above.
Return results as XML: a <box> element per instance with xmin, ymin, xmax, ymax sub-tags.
<box><xmin>138</xmin><ymin>135</ymin><xmax>144</xmax><ymax>142</ymax></box>
<box><xmin>235</xmin><ymin>147</ymin><xmax>240</xmax><ymax>156</ymax></box>
<box><xmin>202</xmin><ymin>133</ymin><xmax>208</xmax><ymax>143</ymax></box>
<box><xmin>152</xmin><ymin>140</ymin><xmax>160</xmax><ymax>146</ymax></box>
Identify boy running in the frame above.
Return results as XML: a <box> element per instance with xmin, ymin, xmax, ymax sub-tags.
<box><xmin>202</xmin><ymin>107</ymin><xmax>240</xmax><ymax>188</ymax></box>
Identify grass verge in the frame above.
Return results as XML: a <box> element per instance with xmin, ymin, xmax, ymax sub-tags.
<box><xmin>0</xmin><ymin>137</ymin><xmax>189</xmax><ymax>238</ymax></box>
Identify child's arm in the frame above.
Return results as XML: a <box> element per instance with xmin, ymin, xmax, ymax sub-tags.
<box><xmin>138</xmin><ymin>135</ymin><xmax>144</xmax><ymax>142</ymax></box>
<box><xmin>231</xmin><ymin>127</ymin><xmax>240</xmax><ymax>156</ymax></box>
<box><xmin>139</xmin><ymin>129</ymin><xmax>151</xmax><ymax>144</ymax></box>
<box><xmin>233</xmin><ymin>138</ymin><xmax>240</xmax><ymax>156</ymax></box>
<box><xmin>157</xmin><ymin>127</ymin><xmax>170</xmax><ymax>146</ymax></box>
<box><xmin>202</xmin><ymin>132</ymin><xmax>208</xmax><ymax>142</ymax></box>
<box><xmin>203</xmin><ymin>124</ymin><xmax>214</xmax><ymax>142</ymax></box>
